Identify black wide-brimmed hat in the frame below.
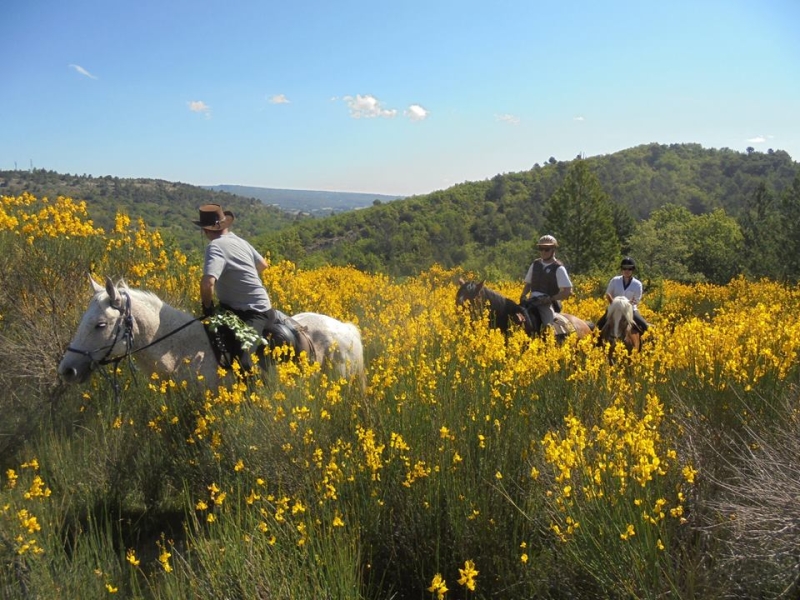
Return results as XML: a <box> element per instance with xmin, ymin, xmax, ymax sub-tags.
<box><xmin>194</xmin><ymin>204</ymin><xmax>235</xmax><ymax>231</ymax></box>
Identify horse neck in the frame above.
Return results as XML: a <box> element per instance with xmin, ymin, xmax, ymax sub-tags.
<box><xmin>481</xmin><ymin>287</ymin><xmax>509</xmax><ymax>312</ymax></box>
<box><xmin>129</xmin><ymin>291</ymin><xmax>214</xmax><ymax>379</ymax></box>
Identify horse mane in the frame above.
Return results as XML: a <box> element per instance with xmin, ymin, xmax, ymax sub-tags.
<box><xmin>605</xmin><ymin>296</ymin><xmax>635</xmax><ymax>339</ymax></box>
<box><xmin>95</xmin><ymin>280</ymin><xmax>165</xmax><ymax>311</ymax></box>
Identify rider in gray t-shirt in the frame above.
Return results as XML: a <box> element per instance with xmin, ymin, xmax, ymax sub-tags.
<box><xmin>195</xmin><ymin>203</ymin><xmax>275</xmax><ymax>372</ymax></box>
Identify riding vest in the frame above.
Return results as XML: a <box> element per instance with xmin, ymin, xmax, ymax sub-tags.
<box><xmin>527</xmin><ymin>259</ymin><xmax>563</xmax><ymax>296</ymax></box>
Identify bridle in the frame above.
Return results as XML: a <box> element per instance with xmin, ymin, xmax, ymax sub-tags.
<box><xmin>65</xmin><ymin>290</ymin><xmax>199</xmax><ymax>399</ymax></box>
<box><xmin>65</xmin><ymin>290</ymin><xmax>136</xmax><ymax>368</ymax></box>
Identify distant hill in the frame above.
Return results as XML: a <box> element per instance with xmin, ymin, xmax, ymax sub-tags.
<box><xmin>206</xmin><ymin>185</ymin><xmax>404</xmax><ymax>216</ymax></box>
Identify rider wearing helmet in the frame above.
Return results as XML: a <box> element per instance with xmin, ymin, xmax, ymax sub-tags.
<box><xmin>519</xmin><ymin>235</ymin><xmax>573</xmax><ymax>333</ymax></box>
<box><xmin>596</xmin><ymin>256</ymin><xmax>649</xmax><ymax>334</ymax></box>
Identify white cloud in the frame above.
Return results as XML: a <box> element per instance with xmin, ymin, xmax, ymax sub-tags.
<box><xmin>573</xmin><ymin>116</ymin><xmax>585</xmax><ymax>121</ymax></box>
<box><xmin>269</xmin><ymin>94</ymin><xmax>290</xmax><ymax>104</ymax></box>
<box><xmin>68</xmin><ymin>64</ymin><xmax>97</xmax><ymax>79</ymax></box>
<box><xmin>405</xmin><ymin>104</ymin><xmax>429</xmax><ymax>121</ymax></box>
<box><xmin>496</xmin><ymin>113</ymin><xmax>520</xmax><ymax>125</ymax></box>
<box><xmin>747</xmin><ymin>135</ymin><xmax>767</xmax><ymax>144</ymax></box>
<box><xmin>188</xmin><ymin>100</ymin><xmax>211</xmax><ymax>118</ymax></box>
<box><xmin>343</xmin><ymin>94</ymin><xmax>397</xmax><ymax>119</ymax></box>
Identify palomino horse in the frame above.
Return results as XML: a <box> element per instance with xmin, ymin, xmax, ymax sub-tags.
<box><xmin>598</xmin><ymin>296</ymin><xmax>641</xmax><ymax>363</ymax></box>
<box><xmin>455</xmin><ymin>278</ymin><xmax>593</xmax><ymax>341</ymax></box>
<box><xmin>58</xmin><ymin>276</ymin><xmax>365</xmax><ymax>388</ymax></box>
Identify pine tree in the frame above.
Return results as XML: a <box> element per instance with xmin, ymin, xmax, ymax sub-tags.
<box><xmin>738</xmin><ymin>182</ymin><xmax>782</xmax><ymax>280</ymax></box>
<box><xmin>780</xmin><ymin>173</ymin><xmax>800</xmax><ymax>281</ymax></box>
<box><xmin>542</xmin><ymin>160</ymin><xmax>619</xmax><ymax>275</ymax></box>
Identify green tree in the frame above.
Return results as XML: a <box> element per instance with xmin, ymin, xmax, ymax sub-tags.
<box><xmin>629</xmin><ymin>204</ymin><xmax>699</xmax><ymax>282</ymax></box>
<box><xmin>613</xmin><ymin>202</ymin><xmax>636</xmax><ymax>255</ymax></box>
<box><xmin>737</xmin><ymin>182</ymin><xmax>783</xmax><ymax>280</ymax></box>
<box><xmin>688</xmin><ymin>209</ymin><xmax>744</xmax><ymax>284</ymax></box>
<box><xmin>542</xmin><ymin>160</ymin><xmax>618</xmax><ymax>275</ymax></box>
<box><xmin>780</xmin><ymin>173</ymin><xmax>800</xmax><ymax>281</ymax></box>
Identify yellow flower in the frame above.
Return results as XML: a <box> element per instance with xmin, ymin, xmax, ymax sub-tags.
<box><xmin>105</xmin><ymin>583</ymin><xmax>118</xmax><ymax>593</ymax></box>
<box><xmin>521</xmin><ymin>553</ymin><xmax>529</xmax><ymax>564</ymax></box>
<box><xmin>620</xmin><ymin>523</ymin><xmax>636</xmax><ymax>540</ymax></box>
<box><xmin>457</xmin><ymin>559</ymin><xmax>478</xmax><ymax>591</ymax></box>
<box><xmin>428</xmin><ymin>573</ymin><xmax>448</xmax><ymax>599</ymax></box>
<box><xmin>158</xmin><ymin>545</ymin><xmax>172</xmax><ymax>573</ymax></box>
<box><xmin>126</xmin><ymin>548</ymin><xmax>140</xmax><ymax>566</ymax></box>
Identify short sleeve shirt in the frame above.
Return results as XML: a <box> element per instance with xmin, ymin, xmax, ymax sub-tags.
<box><xmin>605</xmin><ymin>275</ymin><xmax>643</xmax><ymax>310</ymax></box>
<box><xmin>204</xmin><ymin>232</ymin><xmax>271</xmax><ymax>312</ymax></box>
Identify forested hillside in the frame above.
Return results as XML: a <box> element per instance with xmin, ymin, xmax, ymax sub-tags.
<box><xmin>255</xmin><ymin>143</ymin><xmax>799</xmax><ymax>282</ymax></box>
<box><xmin>3</xmin><ymin>143</ymin><xmax>798</xmax><ymax>284</ymax></box>
<box><xmin>0</xmin><ymin>169</ymin><xmax>303</xmax><ymax>257</ymax></box>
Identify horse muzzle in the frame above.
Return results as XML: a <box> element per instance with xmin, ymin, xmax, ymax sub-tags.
<box><xmin>57</xmin><ymin>356</ymin><xmax>94</xmax><ymax>384</ymax></box>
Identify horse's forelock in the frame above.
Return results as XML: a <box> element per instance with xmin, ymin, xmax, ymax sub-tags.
<box><xmin>608</xmin><ymin>297</ymin><xmax>634</xmax><ymax>326</ymax></box>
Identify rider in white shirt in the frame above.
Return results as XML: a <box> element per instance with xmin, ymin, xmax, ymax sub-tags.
<box><xmin>596</xmin><ymin>257</ymin><xmax>649</xmax><ymax>333</ymax></box>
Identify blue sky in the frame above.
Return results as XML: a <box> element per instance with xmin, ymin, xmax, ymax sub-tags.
<box><xmin>2</xmin><ymin>0</ymin><xmax>799</xmax><ymax>196</ymax></box>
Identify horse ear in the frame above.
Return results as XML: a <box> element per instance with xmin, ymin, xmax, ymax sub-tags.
<box><xmin>89</xmin><ymin>274</ymin><xmax>104</xmax><ymax>295</ymax></box>
<box><xmin>476</xmin><ymin>280</ymin><xmax>485</xmax><ymax>291</ymax></box>
<box><xmin>104</xmin><ymin>276</ymin><xmax>123</xmax><ymax>309</ymax></box>
<box><xmin>458</xmin><ymin>277</ymin><xmax>466</xmax><ymax>285</ymax></box>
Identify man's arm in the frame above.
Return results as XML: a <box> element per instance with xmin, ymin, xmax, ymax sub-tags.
<box><xmin>201</xmin><ymin>274</ymin><xmax>216</xmax><ymax>312</ymax></box>
<box><xmin>552</xmin><ymin>287</ymin><xmax>572</xmax><ymax>302</ymax></box>
<box><xmin>520</xmin><ymin>283</ymin><xmax>531</xmax><ymax>303</ymax></box>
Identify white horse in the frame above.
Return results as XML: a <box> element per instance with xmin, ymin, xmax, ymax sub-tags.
<box><xmin>58</xmin><ymin>276</ymin><xmax>365</xmax><ymax>388</ymax></box>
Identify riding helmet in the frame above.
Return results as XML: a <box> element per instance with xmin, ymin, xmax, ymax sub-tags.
<box><xmin>620</xmin><ymin>257</ymin><xmax>636</xmax><ymax>269</ymax></box>
<box><xmin>538</xmin><ymin>234</ymin><xmax>558</xmax><ymax>247</ymax></box>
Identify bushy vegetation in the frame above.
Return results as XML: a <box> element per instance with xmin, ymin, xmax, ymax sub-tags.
<box><xmin>2</xmin><ymin>193</ymin><xmax>800</xmax><ymax>598</ymax></box>
<box><xmin>0</xmin><ymin>170</ymin><xmax>302</xmax><ymax>258</ymax></box>
<box><xmin>4</xmin><ymin>143</ymin><xmax>798</xmax><ymax>285</ymax></box>
<box><xmin>257</xmin><ymin>144</ymin><xmax>799</xmax><ymax>282</ymax></box>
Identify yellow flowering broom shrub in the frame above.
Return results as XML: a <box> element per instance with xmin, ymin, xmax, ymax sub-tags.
<box><xmin>2</xmin><ymin>193</ymin><xmax>800</xmax><ymax>598</ymax></box>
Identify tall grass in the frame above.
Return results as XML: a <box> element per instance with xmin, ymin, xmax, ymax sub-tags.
<box><xmin>2</xmin><ymin>193</ymin><xmax>800</xmax><ymax>598</ymax></box>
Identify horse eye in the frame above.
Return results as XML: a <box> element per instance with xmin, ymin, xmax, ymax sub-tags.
<box><xmin>95</xmin><ymin>322</ymin><xmax>107</xmax><ymax>329</ymax></box>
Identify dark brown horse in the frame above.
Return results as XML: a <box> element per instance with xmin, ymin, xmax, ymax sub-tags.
<box><xmin>455</xmin><ymin>279</ymin><xmax>593</xmax><ymax>341</ymax></box>
<box><xmin>456</xmin><ymin>279</ymin><xmax>532</xmax><ymax>335</ymax></box>
<box><xmin>598</xmin><ymin>296</ymin><xmax>641</xmax><ymax>363</ymax></box>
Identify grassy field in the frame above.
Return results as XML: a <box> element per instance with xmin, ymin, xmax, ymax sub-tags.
<box><xmin>2</xmin><ymin>193</ymin><xmax>800</xmax><ymax>599</ymax></box>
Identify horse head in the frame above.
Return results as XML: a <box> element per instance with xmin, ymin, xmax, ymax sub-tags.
<box><xmin>58</xmin><ymin>276</ymin><xmax>135</xmax><ymax>383</ymax></box>
<box><xmin>455</xmin><ymin>278</ymin><xmax>485</xmax><ymax>307</ymax></box>
<box><xmin>601</xmin><ymin>296</ymin><xmax>640</xmax><ymax>361</ymax></box>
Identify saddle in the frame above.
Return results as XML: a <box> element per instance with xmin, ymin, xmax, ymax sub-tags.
<box><xmin>205</xmin><ymin>310</ymin><xmax>316</xmax><ymax>370</ymax></box>
<box><xmin>265</xmin><ymin>311</ymin><xmax>316</xmax><ymax>363</ymax></box>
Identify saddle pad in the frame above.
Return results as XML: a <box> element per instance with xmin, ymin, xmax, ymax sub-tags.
<box><xmin>553</xmin><ymin>314</ymin><xmax>576</xmax><ymax>337</ymax></box>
